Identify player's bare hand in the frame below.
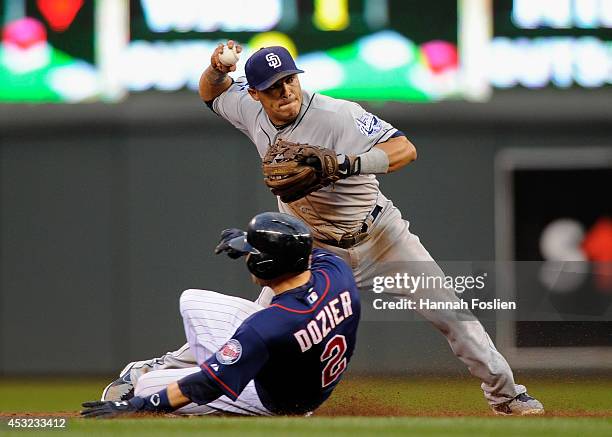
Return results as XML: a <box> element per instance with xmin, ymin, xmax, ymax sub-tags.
<box><xmin>211</xmin><ymin>40</ymin><xmax>242</xmax><ymax>74</ymax></box>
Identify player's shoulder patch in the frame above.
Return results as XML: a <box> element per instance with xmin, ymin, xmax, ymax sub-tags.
<box><xmin>355</xmin><ymin>112</ymin><xmax>383</xmax><ymax>137</ymax></box>
<box><xmin>215</xmin><ymin>339</ymin><xmax>242</xmax><ymax>365</ymax></box>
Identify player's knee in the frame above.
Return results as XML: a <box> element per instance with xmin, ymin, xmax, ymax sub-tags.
<box><xmin>179</xmin><ymin>288</ymin><xmax>219</xmax><ymax>317</ymax></box>
<box><xmin>179</xmin><ymin>289</ymin><xmax>203</xmax><ymax>316</ymax></box>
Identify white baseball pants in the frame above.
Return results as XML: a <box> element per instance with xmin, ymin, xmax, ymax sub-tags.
<box><xmin>133</xmin><ymin>289</ymin><xmax>271</xmax><ymax>415</ymax></box>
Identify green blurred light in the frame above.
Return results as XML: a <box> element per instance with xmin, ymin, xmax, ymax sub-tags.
<box><xmin>0</xmin><ymin>47</ymin><xmax>73</xmax><ymax>102</ymax></box>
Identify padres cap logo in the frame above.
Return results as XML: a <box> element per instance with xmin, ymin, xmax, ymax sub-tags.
<box><xmin>265</xmin><ymin>53</ymin><xmax>282</xmax><ymax>68</ymax></box>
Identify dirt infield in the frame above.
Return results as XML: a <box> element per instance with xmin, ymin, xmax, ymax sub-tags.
<box><xmin>0</xmin><ymin>409</ymin><xmax>609</xmax><ymax>419</ymax></box>
<box><xmin>0</xmin><ymin>375</ymin><xmax>610</xmax><ymax>418</ymax></box>
<box><xmin>315</xmin><ymin>391</ymin><xmax>611</xmax><ymax>417</ymax></box>
<box><xmin>314</xmin><ymin>375</ymin><xmax>612</xmax><ymax>418</ymax></box>
<box><xmin>317</xmin><ymin>401</ymin><xmax>612</xmax><ymax>417</ymax></box>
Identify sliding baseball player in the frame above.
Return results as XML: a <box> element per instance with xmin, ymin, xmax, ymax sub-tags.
<box><xmin>86</xmin><ymin>212</ymin><xmax>360</xmax><ymax>417</ymax></box>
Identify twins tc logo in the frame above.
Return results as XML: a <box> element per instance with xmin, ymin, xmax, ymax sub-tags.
<box><xmin>215</xmin><ymin>339</ymin><xmax>242</xmax><ymax>365</ymax></box>
<box><xmin>266</xmin><ymin>53</ymin><xmax>282</xmax><ymax>68</ymax></box>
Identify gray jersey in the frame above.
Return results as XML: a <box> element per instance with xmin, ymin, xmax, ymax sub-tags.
<box><xmin>212</xmin><ymin>76</ymin><xmax>397</xmax><ymax>241</ymax></box>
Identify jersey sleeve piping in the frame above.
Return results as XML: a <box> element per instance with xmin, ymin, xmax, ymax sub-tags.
<box><xmin>200</xmin><ymin>362</ymin><xmax>239</xmax><ymax>400</ymax></box>
<box><xmin>375</xmin><ymin>127</ymin><xmax>397</xmax><ymax>144</ymax></box>
<box><xmin>361</xmin><ymin>127</ymin><xmax>397</xmax><ymax>152</ymax></box>
<box><xmin>204</xmin><ymin>99</ymin><xmax>218</xmax><ymax>115</ymax></box>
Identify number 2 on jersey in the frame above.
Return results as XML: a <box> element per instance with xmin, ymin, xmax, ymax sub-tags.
<box><xmin>320</xmin><ymin>335</ymin><xmax>348</xmax><ymax>387</ymax></box>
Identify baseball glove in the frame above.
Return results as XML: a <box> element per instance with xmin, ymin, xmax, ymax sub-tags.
<box><xmin>262</xmin><ymin>139</ymin><xmax>340</xmax><ymax>203</ymax></box>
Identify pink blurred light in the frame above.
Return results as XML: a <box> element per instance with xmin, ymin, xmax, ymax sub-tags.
<box><xmin>421</xmin><ymin>40</ymin><xmax>458</xmax><ymax>74</ymax></box>
<box><xmin>2</xmin><ymin>17</ymin><xmax>47</xmax><ymax>49</ymax></box>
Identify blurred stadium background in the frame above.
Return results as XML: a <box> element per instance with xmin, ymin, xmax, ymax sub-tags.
<box><xmin>0</xmin><ymin>0</ymin><xmax>610</xmax><ymax>387</ymax></box>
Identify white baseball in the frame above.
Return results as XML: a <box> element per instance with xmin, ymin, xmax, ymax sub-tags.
<box><xmin>219</xmin><ymin>45</ymin><xmax>240</xmax><ymax>66</ymax></box>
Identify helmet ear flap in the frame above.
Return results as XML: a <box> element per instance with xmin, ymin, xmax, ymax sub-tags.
<box><xmin>247</xmin><ymin>254</ymin><xmax>276</xmax><ymax>279</ymax></box>
<box><xmin>247</xmin><ymin>253</ymin><xmax>308</xmax><ymax>280</ymax></box>
<box><xmin>292</xmin><ymin>256</ymin><xmax>308</xmax><ymax>272</ymax></box>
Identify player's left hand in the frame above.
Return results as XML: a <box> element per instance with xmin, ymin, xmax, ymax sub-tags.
<box><xmin>214</xmin><ymin>228</ymin><xmax>248</xmax><ymax>259</ymax></box>
<box><xmin>262</xmin><ymin>140</ymin><xmax>340</xmax><ymax>203</ymax></box>
<box><xmin>80</xmin><ymin>399</ymin><xmax>142</xmax><ymax>418</ymax></box>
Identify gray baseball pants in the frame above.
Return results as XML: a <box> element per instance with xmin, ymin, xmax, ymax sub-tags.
<box><xmin>130</xmin><ymin>199</ymin><xmax>524</xmax><ymax>405</ymax></box>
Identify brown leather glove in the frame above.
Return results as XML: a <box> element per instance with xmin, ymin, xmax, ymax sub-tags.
<box><xmin>262</xmin><ymin>139</ymin><xmax>340</xmax><ymax>203</ymax></box>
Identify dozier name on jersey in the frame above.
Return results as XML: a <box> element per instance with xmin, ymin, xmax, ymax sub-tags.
<box><xmin>294</xmin><ymin>291</ymin><xmax>354</xmax><ymax>352</ymax></box>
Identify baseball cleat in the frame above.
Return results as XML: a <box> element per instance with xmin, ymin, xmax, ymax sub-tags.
<box><xmin>100</xmin><ymin>372</ymin><xmax>134</xmax><ymax>402</ymax></box>
<box><xmin>100</xmin><ymin>360</ymin><xmax>154</xmax><ymax>401</ymax></box>
<box><xmin>492</xmin><ymin>392</ymin><xmax>545</xmax><ymax>416</ymax></box>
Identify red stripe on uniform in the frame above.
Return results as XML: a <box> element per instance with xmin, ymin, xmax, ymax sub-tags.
<box><xmin>201</xmin><ymin>363</ymin><xmax>238</xmax><ymax>399</ymax></box>
<box><xmin>270</xmin><ymin>270</ymin><xmax>331</xmax><ymax>314</ymax></box>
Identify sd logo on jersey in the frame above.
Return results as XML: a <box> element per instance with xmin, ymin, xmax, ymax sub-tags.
<box><xmin>216</xmin><ymin>339</ymin><xmax>242</xmax><ymax>365</ymax></box>
<box><xmin>355</xmin><ymin>112</ymin><xmax>382</xmax><ymax>137</ymax></box>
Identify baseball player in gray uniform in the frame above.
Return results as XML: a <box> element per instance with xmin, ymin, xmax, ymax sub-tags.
<box><xmin>102</xmin><ymin>41</ymin><xmax>543</xmax><ymax>416</ymax></box>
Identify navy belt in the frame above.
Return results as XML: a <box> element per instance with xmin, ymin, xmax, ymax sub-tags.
<box><xmin>320</xmin><ymin>204</ymin><xmax>383</xmax><ymax>249</ymax></box>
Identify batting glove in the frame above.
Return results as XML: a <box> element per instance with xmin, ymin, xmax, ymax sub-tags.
<box><xmin>81</xmin><ymin>398</ymin><xmax>144</xmax><ymax>418</ymax></box>
<box><xmin>214</xmin><ymin>228</ymin><xmax>248</xmax><ymax>259</ymax></box>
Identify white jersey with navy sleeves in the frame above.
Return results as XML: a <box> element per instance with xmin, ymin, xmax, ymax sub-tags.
<box><xmin>213</xmin><ymin>77</ymin><xmax>396</xmax><ymax>241</ymax></box>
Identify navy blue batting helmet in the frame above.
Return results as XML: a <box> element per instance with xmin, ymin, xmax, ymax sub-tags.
<box><xmin>229</xmin><ymin>212</ymin><xmax>313</xmax><ymax>280</ymax></box>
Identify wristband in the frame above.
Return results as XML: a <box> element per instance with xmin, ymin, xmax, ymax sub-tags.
<box><xmin>177</xmin><ymin>368</ymin><xmax>225</xmax><ymax>405</ymax></box>
<box><xmin>359</xmin><ymin>147</ymin><xmax>389</xmax><ymax>174</ymax></box>
<box><xmin>129</xmin><ymin>389</ymin><xmax>174</xmax><ymax>413</ymax></box>
<box><xmin>338</xmin><ymin>147</ymin><xmax>389</xmax><ymax>177</ymax></box>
